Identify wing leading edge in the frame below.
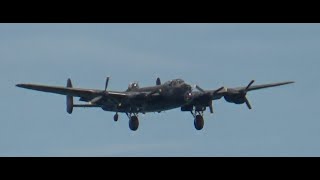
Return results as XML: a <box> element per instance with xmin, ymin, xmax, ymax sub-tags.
<box><xmin>16</xmin><ymin>83</ymin><xmax>128</xmax><ymax>99</ymax></box>
<box><xmin>233</xmin><ymin>81</ymin><xmax>295</xmax><ymax>92</ymax></box>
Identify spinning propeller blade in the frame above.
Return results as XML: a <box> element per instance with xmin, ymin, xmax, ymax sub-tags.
<box><xmin>105</xmin><ymin>77</ymin><xmax>110</xmax><ymax>91</ymax></box>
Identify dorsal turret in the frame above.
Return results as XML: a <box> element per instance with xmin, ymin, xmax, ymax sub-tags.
<box><xmin>126</xmin><ymin>82</ymin><xmax>139</xmax><ymax>91</ymax></box>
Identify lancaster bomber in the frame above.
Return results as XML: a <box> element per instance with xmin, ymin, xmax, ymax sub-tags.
<box><xmin>16</xmin><ymin>78</ymin><xmax>294</xmax><ymax>131</ymax></box>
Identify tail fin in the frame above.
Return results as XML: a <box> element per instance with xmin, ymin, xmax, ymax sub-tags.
<box><xmin>66</xmin><ymin>78</ymin><xmax>73</xmax><ymax>114</ymax></box>
<box><xmin>156</xmin><ymin>77</ymin><xmax>161</xmax><ymax>85</ymax></box>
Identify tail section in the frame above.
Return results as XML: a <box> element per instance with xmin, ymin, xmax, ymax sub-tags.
<box><xmin>66</xmin><ymin>78</ymin><xmax>73</xmax><ymax>114</ymax></box>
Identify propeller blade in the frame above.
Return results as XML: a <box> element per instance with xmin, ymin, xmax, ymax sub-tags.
<box><xmin>245</xmin><ymin>80</ymin><xmax>255</xmax><ymax>91</ymax></box>
<box><xmin>244</xmin><ymin>97</ymin><xmax>252</xmax><ymax>109</ymax></box>
<box><xmin>90</xmin><ymin>96</ymin><xmax>103</xmax><ymax>104</ymax></box>
<box><xmin>105</xmin><ymin>77</ymin><xmax>110</xmax><ymax>91</ymax></box>
<box><xmin>213</xmin><ymin>86</ymin><xmax>224</xmax><ymax>94</ymax></box>
<box><xmin>195</xmin><ymin>85</ymin><xmax>205</xmax><ymax>93</ymax></box>
<box><xmin>146</xmin><ymin>88</ymin><xmax>162</xmax><ymax>97</ymax></box>
<box><xmin>209</xmin><ymin>100</ymin><xmax>214</xmax><ymax>113</ymax></box>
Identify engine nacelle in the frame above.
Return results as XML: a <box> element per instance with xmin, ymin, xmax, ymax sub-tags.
<box><xmin>224</xmin><ymin>95</ymin><xmax>245</xmax><ymax>104</ymax></box>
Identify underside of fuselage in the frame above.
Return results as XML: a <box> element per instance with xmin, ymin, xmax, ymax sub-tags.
<box><xmin>100</xmin><ymin>96</ymin><xmax>185</xmax><ymax>113</ymax></box>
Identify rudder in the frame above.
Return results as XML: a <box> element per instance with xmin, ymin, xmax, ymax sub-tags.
<box><xmin>66</xmin><ymin>78</ymin><xmax>73</xmax><ymax>114</ymax></box>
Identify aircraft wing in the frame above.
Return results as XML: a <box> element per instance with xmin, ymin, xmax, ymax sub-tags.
<box><xmin>16</xmin><ymin>83</ymin><xmax>128</xmax><ymax>100</ymax></box>
<box><xmin>205</xmin><ymin>81</ymin><xmax>295</xmax><ymax>100</ymax></box>
<box><xmin>16</xmin><ymin>83</ymin><xmax>160</xmax><ymax>106</ymax></box>
<box><xmin>232</xmin><ymin>81</ymin><xmax>295</xmax><ymax>92</ymax></box>
<box><xmin>183</xmin><ymin>80</ymin><xmax>294</xmax><ymax>113</ymax></box>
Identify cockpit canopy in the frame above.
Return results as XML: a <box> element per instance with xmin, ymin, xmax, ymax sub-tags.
<box><xmin>127</xmin><ymin>82</ymin><xmax>139</xmax><ymax>91</ymax></box>
<box><xmin>164</xmin><ymin>79</ymin><xmax>185</xmax><ymax>87</ymax></box>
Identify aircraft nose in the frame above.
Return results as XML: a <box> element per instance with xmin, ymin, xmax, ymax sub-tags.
<box><xmin>182</xmin><ymin>83</ymin><xmax>192</xmax><ymax>91</ymax></box>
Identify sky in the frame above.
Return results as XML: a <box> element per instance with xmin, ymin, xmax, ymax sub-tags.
<box><xmin>0</xmin><ymin>23</ymin><xmax>319</xmax><ymax>156</ymax></box>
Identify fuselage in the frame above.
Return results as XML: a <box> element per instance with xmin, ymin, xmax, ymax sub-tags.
<box><xmin>100</xmin><ymin>79</ymin><xmax>192</xmax><ymax>113</ymax></box>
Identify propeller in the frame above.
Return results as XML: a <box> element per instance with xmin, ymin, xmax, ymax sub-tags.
<box><xmin>212</xmin><ymin>86</ymin><xmax>225</xmax><ymax>95</ymax></box>
<box><xmin>89</xmin><ymin>96</ymin><xmax>103</xmax><ymax>104</ymax></box>
<box><xmin>241</xmin><ymin>80</ymin><xmax>254</xmax><ymax>109</ymax></box>
<box><xmin>90</xmin><ymin>76</ymin><xmax>110</xmax><ymax>104</ymax></box>
<box><xmin>105</xmin><ymin>76</ymin><xmax>110</xmax><ymax>91</ymax></box>
<box><xmin>194</xmin><ymin>85</ymin><xmax>224</xmax><ymax>113</ymax></box>
<box><xmin>208</xmin><ymin>86</ymin><xmax>225</xmax><ymax>113</ymax></box>
<box><xmin>227</xmin><ymin>80</ymin><xmax>254</xmax><ymax>109</ymax></box>
<box><xmin>245</xmin><ymin>80</ymin><xmax>254</xmax><ymax>91</ymax></box>
<box><xmin>146</xmin><ymin>88</ymin><xmax>162</xmax><ymax>97</ymax></box>
<box><xmin>244</xmin><ymin>98</ymin><xmax>252</xmax><ymax>109</ymax></box>
<box><xmin>195</xmin><ymin>85</ymin><xmax>205</xmax><ymax>93</ymax></box>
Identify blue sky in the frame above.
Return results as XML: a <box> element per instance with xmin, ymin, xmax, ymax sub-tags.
<box><xmin>0</xmin><ymin>23</ymin><xmax>319</xmax><ymax>156</ymax></box>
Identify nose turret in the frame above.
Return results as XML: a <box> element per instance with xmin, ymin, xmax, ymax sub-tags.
<box><xmin>183</xmin><ymin>83</ymin><xmax>192</xmax><ymax>92</ymax></box>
